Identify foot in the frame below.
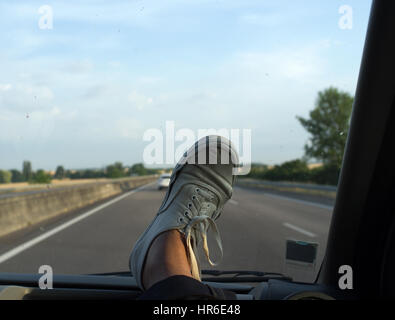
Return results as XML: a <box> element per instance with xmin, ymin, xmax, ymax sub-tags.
<box><xmin>129</xmin><ymin>135</ymin><xmax>239</xmax><ymax>290</ymax></box>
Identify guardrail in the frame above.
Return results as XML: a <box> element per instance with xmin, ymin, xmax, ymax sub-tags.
<box><xmin>237</xmin><ymin>178</ymin><xmax>337</xmax><ymax>191</ymax></box>
<box><xmin>0</xmin><ymin>175</ymin><xmax>157</xmax><ymax>238</ymax></box>
<box><xmin>236</xmin><ymin>178</ymin><xmax>337</xmax><ymax>198</ymax></box>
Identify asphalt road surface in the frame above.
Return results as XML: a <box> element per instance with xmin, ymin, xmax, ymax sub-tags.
<box><xmin>0</xmin><ymin>182</ymin><xmax>333</xmax><ymax>283</ymax></box>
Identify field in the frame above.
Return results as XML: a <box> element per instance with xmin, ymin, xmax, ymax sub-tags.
<box><xmin>0</xmin><ymin>179</ymin><xmax>109</xmax><ymax>194</ymax></box>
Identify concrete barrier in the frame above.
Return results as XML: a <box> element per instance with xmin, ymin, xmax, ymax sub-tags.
<box><xmin>236</xmin><ymin>178</ymin><xmax>337</xmax><ymax>199</ymax></box>
<box><xmin>0</xmin><ymin>176</ymin><xmax>157</xmax><ymax>238</ymax></box>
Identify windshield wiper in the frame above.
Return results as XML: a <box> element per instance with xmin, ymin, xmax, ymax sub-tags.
<box><xmin>201</xmin><ymin>270</ymin><xmax>292</xmax><ymax>282</ymax></box>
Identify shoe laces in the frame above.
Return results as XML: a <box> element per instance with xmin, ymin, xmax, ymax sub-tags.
<box><xmin>180</xmin><ymin>186</ymin><xmax>223</xmax><ymax>281</ymax></box>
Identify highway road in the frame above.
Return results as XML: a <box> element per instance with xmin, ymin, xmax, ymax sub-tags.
<box><xmin>0</xmin><ymin>182</ymin><xmax>333</xmax><ymax>283</ymax></box>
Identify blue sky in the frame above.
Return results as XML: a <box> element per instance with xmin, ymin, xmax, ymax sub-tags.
<box><xmin>0</xmin><ymin>0</ymin><xmax>372</xmax><ymax>171</ymax></box>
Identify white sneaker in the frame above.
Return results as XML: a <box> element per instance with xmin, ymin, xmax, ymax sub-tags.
<box><xmin>129</xmin><ymin>135</ymin><xmax>239</xmax><ymax>290</ymax></box>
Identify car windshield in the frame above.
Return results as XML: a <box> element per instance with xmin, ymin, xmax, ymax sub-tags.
<box><xmin>0</xmin><ymin>1</ymin><xmax>371</xmax><ymax>283</ymax></box>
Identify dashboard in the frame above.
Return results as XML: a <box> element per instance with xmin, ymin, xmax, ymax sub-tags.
<box><xmin>0</xmin><ymin>273</ymin><xmax>346</xmax><ymax>300</ymax></box>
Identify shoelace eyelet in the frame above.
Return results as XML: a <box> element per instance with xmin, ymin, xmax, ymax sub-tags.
<box><xmin>188</xmin><ymin>203</ymin><xmax>192</xmax><ymax>208</ymax></box>
<box><xmin>192</xmin><ymin>195</ymin><xmax>196</xmax><ymax>200</ymax></box>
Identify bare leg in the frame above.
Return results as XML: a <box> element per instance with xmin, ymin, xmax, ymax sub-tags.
<box><xmin>142</xmin><ymin>230</ymin><xmax>193</xmax><ymax>290</ymax></box>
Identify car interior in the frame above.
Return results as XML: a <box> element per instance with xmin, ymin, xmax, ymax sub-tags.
<box><xmin>1</xmin><ymin>0</ymin><xmax>395</xmax><ymax>300</ymax></box>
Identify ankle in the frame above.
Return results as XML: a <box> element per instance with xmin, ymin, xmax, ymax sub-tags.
<box><xmin>142</xmin><ymin>230</ymin><xmax>193</xmax><ymax>290</ymax></box>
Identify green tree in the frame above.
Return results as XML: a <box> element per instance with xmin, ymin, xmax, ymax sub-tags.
<box><xmin>54</xmin><ymin>165</ymin><xmax>65</xmax><ymax>179</ymax></box>
<box><xmin>309</xmin><ymin>165</ymin><xmax>340</xmax><ymax>186</ymax></box>
<box><xmin>129</xmin><ymin>163</ymin><xmax>160</xmax><ymax>176</ymax></box>
<box><xmin>65</xmin><ymin>170</ymin><xmax>72</xmax><ymax>179</ymax></box>
<box><xmin>32</xmin><ymin>169</ymin><xmax>52</xmax><ymax>184</ymax></box>
<box><xmin>296</xmin><ymin>87</ymin><xmax>354</xmax><ymax>168</ymax></box>
<box><xmin>81</xmin><ymin>169</ymin><xmax>104</xmax><ymax>179</ymax></box>
<box><xmin>263</xmin><ymin>159</ymin><xmax>310</xmax><ymax>182</ymax></box>
<box><xmin>22</xmin><ymin>160</ymin><xmax>33</xmax><ymax>182</ymax></box>
<box><xmin>246</xmin><ymin>163</ymin><xmax>269</xmax><ymax>179</ymax></box>
<box><xmin>106</xmin><ymin>162</ymin><xmax>125</xmax><ymax>179</ymax></box>
<box><xmin>0</xmin><ymin>170</ymin><xmax>12</xmax><ymax>183</ymax></box>
<box><xmin>10</xmin><ymin>169</ymin><xmax>24</xmax><ymax>182</ymax></box>
<box><xmin>130</xmin><ymin>163</ymin><xmax>147</xmax><ymax>176</ymax></box>
<box><xmin>279</xmin><ymin>159</ymin><xmax>310</xmax><ymax>181</ymax></box>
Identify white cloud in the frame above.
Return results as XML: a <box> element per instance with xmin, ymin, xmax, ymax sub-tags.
<box><xmin>235</xmin><ymin>46</ymin><xmax>325</xmax><ymax>82</ymax></box>
<box><xmin>81</xmin><ymin>84</ymin><xmax>110</xmax><ymax>100</ymax></box>
<box><xmin>62</xmin><ymin>60</ymin><xmax>94</xmax><ymax>74</ymax></box>
<box><xmin>0</xmin><ymin>105</ymin><xmax>77</xmax><ymax>144</ymax></box>
<box><xmin>0</xmin><ymin>0</ymin><xmax>366</xmax><ymax>169</ymax></box>
<box><xmin>0</xmin><ymin>83</ymin><xmax>54</xmax><ymax>113</ymax></box>
<box><xmin>128</xmin><ymin>91</ymin><xmax>154</xmax><ymax>110</ymax></box>
<box><xmin>137</xmin><ymin>76</ymin><xmax>162</xmax><ymax>85</ymax></box>
<box><xmin>0</xmin><ymin>83</ymin><xmax>12</xmax><ymax>91</ymax></box>
<box><xmin>116</xmin><ymin>117</ymin><xmax>144</xmax><ymax>139</ymax></box>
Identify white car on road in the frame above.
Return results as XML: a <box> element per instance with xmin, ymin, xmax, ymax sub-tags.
<box><xmin>157</xmin><ymin>173</ymin><xmax>171</xmax><ymax>190</ymax></box>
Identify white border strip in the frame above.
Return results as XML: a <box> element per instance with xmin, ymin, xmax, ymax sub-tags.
<box><xmin>283</xmin><ymin>222</ymin><xmax>317</xmax><ymax>238</ymax></box>
<box><xmin>0</xmin><ymin>182</ymin><xmax>154</xmax><ymax>264</ymax></box>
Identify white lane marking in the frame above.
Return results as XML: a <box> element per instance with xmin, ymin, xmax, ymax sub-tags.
<box><xmin>0</xmin><ymin>182</ymin><xmax>154</xmax><ymax>265</ymax></box>
<box><xmin>229</xmin><ymin>199</ymin><xmax>238</xmax><ymax>205</ymax></box>
<box><xmin>260</xmin><ymin>192</ymin><xmax>333</xmax><ymax>210</ymax></box>
<box><xmin>283</xmin><ymin>222</ymin><xmax>317</xmax><ymax>238</ymax></box>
